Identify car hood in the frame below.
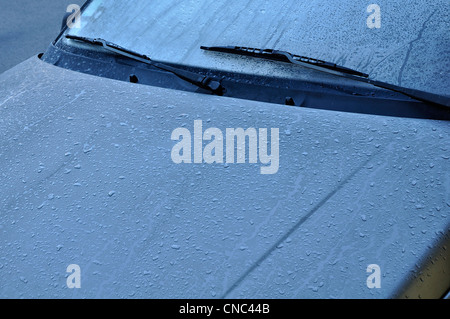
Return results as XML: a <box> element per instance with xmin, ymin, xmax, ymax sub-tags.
<box><xmin>0</xmin><ymin>56</ymin><xmax>449</xmax><ymax>298</ymax></box>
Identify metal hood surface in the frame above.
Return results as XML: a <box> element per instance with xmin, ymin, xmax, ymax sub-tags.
<box><xmin>0</xmin><ymin>56</ymin><xmax>449</xmax><ymax>298</ymax></box>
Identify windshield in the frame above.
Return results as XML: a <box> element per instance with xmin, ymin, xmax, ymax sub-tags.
<box><xmin>67</xmin><ymin>0</ymin><xmax>449</xmax><ymax>96</ymax></box>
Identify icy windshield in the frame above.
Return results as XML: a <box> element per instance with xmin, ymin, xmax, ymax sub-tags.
<box><xmin>67</xmin><ymin>0</ymin><xmax>450</xmax><ymax>96</ymax></box>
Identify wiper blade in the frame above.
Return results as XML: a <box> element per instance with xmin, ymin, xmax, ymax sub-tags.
<box><xmin>201</xmin><ymin>45</ymin><xmax>450</xmax><ymax>108</ymax></box>
<box><xmin>66</xmin><ymin>35</ymin><xmax>225</xmax><ymax>95</ymax></box>
<box><xmin>201</xmin><ymin>45</ymin><xmax>369</xmax><ymax>78</ymax></box>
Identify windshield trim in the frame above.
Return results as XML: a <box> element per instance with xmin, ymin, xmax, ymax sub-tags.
<box><xmin>53</xmin><ymin>0</ymin><xmax>94</xmax><ymax>46</ymax></box>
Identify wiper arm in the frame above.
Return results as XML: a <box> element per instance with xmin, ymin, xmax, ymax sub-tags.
<box><xmin>201</xmin><ymin>45</ymin><xmax>450</xmax><ymax>108</ymax></box>
<box><xmin>201</xmin><ymin>46</ymin><xmax>369</xmax><ymax>78</ymax></box>
<box><xmin>66</xmin><ymin>35</ymin><xmax>225</xmax><ymax>95</ymax></box>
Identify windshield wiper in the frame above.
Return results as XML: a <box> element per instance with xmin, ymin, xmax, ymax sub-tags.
<box><xmin>201</xmin><ymin>45</ymin><xmax>450</xmax><ymax>108</ymax></box>
<box><xmin>66</xmin><ymin>35</ymin><xmax>225</xmax><ymax>95</ymax></box>
<box><xmin>201</xmin><ymin>46</ymin><xmax>369</xmax><ymax>78</ymax></box>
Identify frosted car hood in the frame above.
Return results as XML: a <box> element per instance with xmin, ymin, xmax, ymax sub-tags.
<box><xmin>0</xmin><ymin>56</ymin><xmax>449</xmax><ymax>298</ymax></box>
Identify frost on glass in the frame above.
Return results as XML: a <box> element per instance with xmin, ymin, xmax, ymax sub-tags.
<box><xmin>68</xmin><ymin>0</ymin><xmax>450</xmax><ymax>96</ymax></box>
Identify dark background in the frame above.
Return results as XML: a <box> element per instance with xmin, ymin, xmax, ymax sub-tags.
<box><xmin>0</xmin><ymin>0</ymin><xmax>80</xmax><ymax>74</ymax></box>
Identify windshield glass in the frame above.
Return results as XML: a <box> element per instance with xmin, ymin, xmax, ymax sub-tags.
<box><xmin>67</xmin><ymin>0</ymin><xmax>449</xmax><ymax>96</ymax></box>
